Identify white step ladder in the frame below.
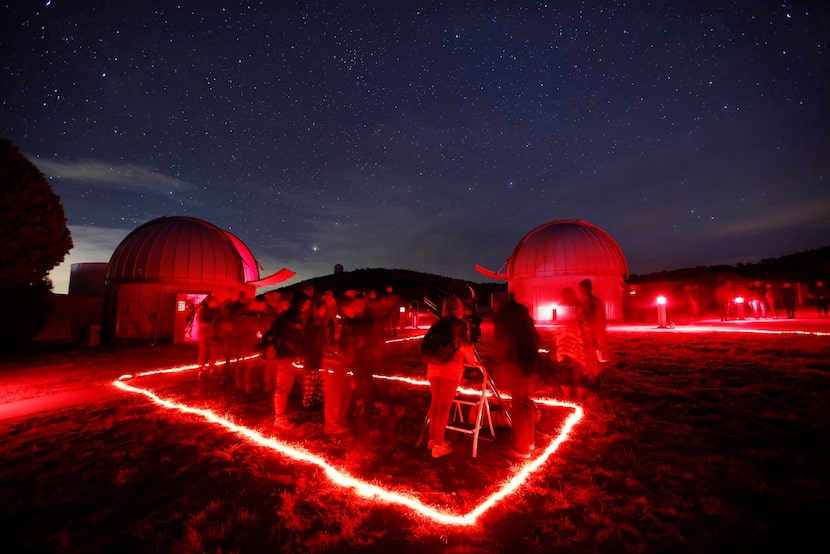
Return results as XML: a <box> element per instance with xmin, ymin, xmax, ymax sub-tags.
<box><xmin>416</xmin><ymin>358</ymin><xmax>512</xmax><ymax>458</ymax></box>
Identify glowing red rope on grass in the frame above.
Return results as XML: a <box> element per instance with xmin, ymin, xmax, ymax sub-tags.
<box><xmin>116</xmin><ymin>354</ymin><xmax>261</xmax><ymax>381</ymax></box>
<box><xmin>114</xmin><ymin>367</ymin><xmax>581</xmax><ymax>526</ymax></box>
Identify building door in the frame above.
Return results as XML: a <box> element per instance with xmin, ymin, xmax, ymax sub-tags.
<box><xmin>174</xmin><ymin>293</ymin><xmax>208</xmax><ymax>343</ymax></box>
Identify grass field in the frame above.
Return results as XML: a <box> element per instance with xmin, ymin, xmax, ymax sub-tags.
<box><xmin>2</xmin><ymin>319</ymin><xmax>829</xmax><ymax>553</ymax></box>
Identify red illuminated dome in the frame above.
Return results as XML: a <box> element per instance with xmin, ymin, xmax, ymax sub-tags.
<box><xmin>476</xmin><ymin>220</ymin><xmax>628</xmax><ymax>321</ymax></box>
<box><xmin>507</xmin><ymin>220</ymin><xmax>627</xmax><ymax>279</ymax></box>
<box><xmin>106</xmin><ymin>216</ymin><xmax>258</xmax><ymax>287</ymax></box>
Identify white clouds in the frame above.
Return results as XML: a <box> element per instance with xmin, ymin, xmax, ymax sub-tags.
<box><xmin>33</xmin><ymin>158</ymin><xmax>193</xmax><ymax>195</ymax></box>
<box><xmin>48</xmin><ymin>225</ymin><xmax>132</xmax><ymax>294</ymax></box>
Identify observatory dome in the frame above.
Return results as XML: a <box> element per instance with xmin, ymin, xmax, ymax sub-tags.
<box><xmin>476</xmin><ymin>219</ymin><xmax>628</xmax><ymax>321</ymax></box>
<box><xmin>106</xmin><ymin>216</ymin><xmax>258</xmax><ymax>286</ymax></box>
<box><xmin>507</xmin><ymin>220</ymin><xmax>628</xmax><ymax>279</ymax></box>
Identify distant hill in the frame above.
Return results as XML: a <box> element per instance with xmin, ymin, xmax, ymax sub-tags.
<box><xmin>629</xmin><ymin>245</ymin><xmax>830</xmax><ymax>284</ymax></box>
<box><xmin>269</xmin><ymin>245</ymin><xmax>829</xmax><ymax>303</ymax></box>
<box><xmin>268</xmin><ymin>267</ymin><xmax>506</xmax><ymax>304</ymax></box>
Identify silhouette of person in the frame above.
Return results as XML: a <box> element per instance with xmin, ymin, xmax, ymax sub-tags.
<box><xmin>749</xmin><ymin>281</ymin><xmax>767</xmax><ymax>319</ymax></box>
<box><xmin>715</xmin><ymin>281</ymin><xmax>732</xmax><ymax>321</ymax></box>
<box><xmin>196</xmin><ymin>295</ymin><xmax>220</xmax><ymax>379</ymax></box>
<box><xmin>424</xmin><ymin>295</ymin><xmax>475</xmax><ymax>459</ymax></box>
<box><xmin>781</xmin><ymin>282</ymin><xmax>797</xmax><ymax>319</ymax></box>
<box><xmin>765</xmin><ymin>283</ymin><xmax>779</xmax><ymax>319</ymax></box>
<box><xmin>381</xmin><ymin>284</ymin><xmax>401</xmax><ymax>338</ymax></box>
<box><xmin>813</xmin><ymin>281</ymin><xmax>829</xmax><ymax>318</ymax></box>
<box><xmin>323</xmin><ymin>295</ymin><xmax>356</xmax><ymax>436</ymax></box>
<box><xmin>216</xmin><ymin>292</ymin><xmax>249</xmax><ymax>384</ymax></box>
<box><xmin>301</xmin><ymin>297</ymin><xmax>334</xmax><ymax>410</ymax></box>
<box><xmin>261</xmin><ymin>291</ymin><xmax>312</xmax><ymax>430</ymax></box>
<box><xmin>555</xmin><ymin>287</ymin><xmax>593</xmax><ymax>400</ymax></box>
<box><xmin>348</xmin><ymin>293</ymin><xmax>386</xmax><ymax>436</ymax></box>
<box><xmin>493</xmin><ymin>294</ymin><xmax>541</xmax><ymax>460</ymax></box>
<box><xmin>236</xmin><ymin>299</ymin><xmax>270</xmax><ymax>394</ymax></box>
<box><xmin>184</xmin><ymin>300</ymin><xmax>197</xmax><ymax>338</ymax></box>
<box><xmin>684</xmin><ymin>284</ymin><xmax>701</xmax><ymax>324</ymax></box>
<box><xmin>577</xmin><ymin>279</ymin><xmax>607</xmax><ymax>384</ymax></box>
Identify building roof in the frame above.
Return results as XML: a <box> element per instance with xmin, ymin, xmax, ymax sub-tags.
<box><xmin>476</xmin><ymin>219</ymin><xmax>628</xmax><ymax>280</ymax></box>
<box><xmin>509</xmin><ymin>219</ymin><xmax>628</xmax><ymax>278</ymax></box>
<box><xmin>106</xmin><ymin>216</ymin><xmax>257</xmax><ymax>285</ymax></box>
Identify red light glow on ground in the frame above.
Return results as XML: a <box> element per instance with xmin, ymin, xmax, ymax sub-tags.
<box><xmin>609</xmin><ymin>324</ymin><xmax>830</xmax><ymax>337</ymax></box>
<box><xmin>114</xmin><ymin>365</ymin><xmax>583</xmax><ymax>526</ymax></box>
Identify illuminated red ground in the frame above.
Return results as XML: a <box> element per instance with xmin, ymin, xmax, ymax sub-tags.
<box><xmin>114</xmin><ymin>364</ymin><xmax>583</xmax><ymax>526</ymax></box>
<box><xmin>32</xmin><ymin>314</ymin><xmax>828</xmax><ymax>526</ymax></box>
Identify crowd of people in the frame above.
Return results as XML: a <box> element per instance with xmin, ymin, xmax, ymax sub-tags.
<box><xmin>714</xmin><ymin>280</ymin><xmax>806</xmax><ymax>321</ymax></box>
<box><xmin>188</xmin><ymin>271</ymin><xmax>830</xmax><ymax>465</ymax></box>
<box><xmin>193</xmin><ymin>279</ymin><xmax>613</xmax><ymax>461</ymax></box>
<box><xmin>194</xmin><ymin>284</ymin><xmax>404</xmax><ymax>437</ymax></box>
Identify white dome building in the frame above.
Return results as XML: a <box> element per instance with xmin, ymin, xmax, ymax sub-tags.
<box><xmin>476</xmin><ymin>220</ymin><xmax>628</xmax><ymax>322</ymax></box>
<box><xmin>103</xmin><ymin>216</ymin><xmax>294</xmax><ymax>342</ymax></box>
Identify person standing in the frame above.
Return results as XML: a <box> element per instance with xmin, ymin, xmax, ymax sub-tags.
<box><xmin>261</xmin><ymin>292</ymin><xmax>311</xmax><ymax>430</ymax></box>
<box><xmin>765</xmin><ymin>283</ymin><xmax>779</xmax><ymax>319</ymax></box>
<box><xmin>301</xmin><ymin>298</ymin><xmax>334</xmax><ymax>410</ymax></box>
<box><xmin>554</xmin><ymin>287</ymin><xmax>591</xmax><ymax>399</ymax></box>
<box><xmin>781</xmin><ymin>282</ymin><xmax>797</xmax><ymax>319</ymax></box>
<box><xmin>196</xmin><ymin>294</ymin><xmax>220</xmax><ymax>379</ymax></box>
<box><xmin>749</xmin><ymin>281</ymin><xmax>767</xmax><ymax>319</ymax></box>
<box><xmin>323</xmin><ymin>296</ymin><xmax>358</xmax><ymax>437</ymax></box>
<box><xmin>493</xmin><ymin>294</ymin><xmax>540</xmax><ymax>460</ymax></box>
<box><xmin>382</xmin><ymin>284</ymin><xmax>401</xmax><ymax>338</ymax></box>
<box><xmin>578</xmin><ymin>278</ymin><xmax>608</xmax><ymax>386</ymax></box>
<box><xmin>350</xmin><ymin>294</ymin><xmax>386</xmax><ymax>436</ymax></box>
<box><xmin>184</xmin><ymin>300</ymin><xmax>197</xmax><ymax>338</ymax></box>
<box><xmin>813</xmin><ymin>281</ymin><xmax>829</xmax><ymax>318</ymax></box>
<box><xmin>424</xmin><ymin>295</ymin><xmax>475</xmax><ymax>459</ymax></box>
<box><xmin>684</xmin><ymin>285</ymin><xmax>701</xmax><ymax>324</ymax></box>
<box><xmin>715</xmin><ymin>281</ymin><xmax>729</xmax><ymax>321</ymax></box>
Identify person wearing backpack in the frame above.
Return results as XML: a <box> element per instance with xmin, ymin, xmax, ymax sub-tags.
<box><xmin>423</xmin><ymin>295</ymin><xmax>475</xmax><ymax>459</ymax></box>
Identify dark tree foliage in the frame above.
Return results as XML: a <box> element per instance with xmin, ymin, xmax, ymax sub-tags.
<box><xmin>0</xmin><ymin>138</ymin><xmax>73</xmax><ymax>352</ymax></box>
<box><xmin>628</xmin><ymin>245</ymin><xmax>830</xmax><ymax>285</ymax></box>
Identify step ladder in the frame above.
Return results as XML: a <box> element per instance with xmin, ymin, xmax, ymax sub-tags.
<box><xmin>416</xmin><ymin>353</ymin><xmax>512</xmax><ymax>458</ymax></box>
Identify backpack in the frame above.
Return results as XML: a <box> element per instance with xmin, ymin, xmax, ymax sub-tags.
<box><xmin>420</xmin><ymin>317</ymin><xmax>459</xmax><ymax>363</ymax></box>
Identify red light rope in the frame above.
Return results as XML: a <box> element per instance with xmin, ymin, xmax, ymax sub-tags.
<box><xmin>114</xmin><ymin>365</ymin><xmax>582</xmax><ymax>526</ymax></box>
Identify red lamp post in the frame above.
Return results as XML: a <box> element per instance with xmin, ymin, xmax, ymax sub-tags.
<box><xmin>657</xmin><ymin>296</ymin><xmax>668</xmax><ymax>328</ymax></box>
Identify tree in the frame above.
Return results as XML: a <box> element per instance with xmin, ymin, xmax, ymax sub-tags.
<box><xmin>0</xmin><ymin>138</ymin><xmax>73</xmax><ymax>352</ymax></box>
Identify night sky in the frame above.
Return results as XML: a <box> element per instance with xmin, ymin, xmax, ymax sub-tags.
<box><xmin>2</xmin><ymin>1</ymin><xmax>828</xmax><ymax>294</ymax></box>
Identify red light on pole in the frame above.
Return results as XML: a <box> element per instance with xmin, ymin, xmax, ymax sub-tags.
<box><xmin>734</xmin><ymin>296</ymin><xmax>745</xmax><ymax>320</ymax></box>
<box><xmin>656</xmin><ymin>296</ymin><xmax>667</xmax><ymax>328</ymax></box>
